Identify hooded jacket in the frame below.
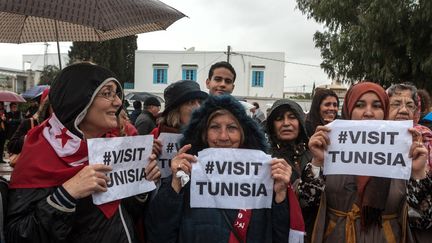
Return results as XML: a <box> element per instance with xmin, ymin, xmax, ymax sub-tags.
<box><xmin>181</xmin><ymin>95</ymin><xmax>268</xmax><ymax>155</ymax></box>
<box><xmin>146</xmin><ymin>95</ymin><xmax>290</xmax><ymax>243</ymax></box>
<box><xmin>266</xmin><ymin>99</ymin><xmax>316</xmax><ymax>242</ymax></box>
<box><xmin>266</xmin><ymin>99</ymin><xmax>312</xmax><ymax>184</ymax></box>
<box><xmin>6</xmin><ymin>63</ymin><xmax>144</xmax><ymax>243</ymax></box>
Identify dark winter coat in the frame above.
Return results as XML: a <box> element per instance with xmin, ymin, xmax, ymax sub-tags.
<box><xmin>266</xmin><ymin>99</ymin><xmax>312</xmax><ymax>184</ymax></box>
<box><xmin>146</xmin><ymin>95</ymin><xmax>290</xmax><ymax>243</ymax></box>
<box><xmin>6</xmin><ymin>63</ymin><xmax>146</xmax><ymax>243</ymax></box>
<box><xmin>7</xmin><ymin>118</ymin><xmax>38</xmax><ymax>154</ymax></box>
<box><xmin>6</xmin><ymin>111</ymin><xmax>22</xmax><ymax>140</ymax></box>
<box><xmin>135</xmin><ymin>110</ymin><xmax>157</xmax><ymax>135</ymax></box>
<box><xmin>266</xmin><ymin>99</ymin><xmax>315</xmax><ymax>242</ymax></box>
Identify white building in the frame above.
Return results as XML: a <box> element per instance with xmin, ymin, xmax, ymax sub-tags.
<box><xmin>132</xmin><ymin>50</ymin><xmax>285</xmax><ymax>99</ymax></box>
<box><xmin>0</xmin><ymin>67</ymin><xmax>34</xmax><ymax>93</ymax></box>
<box><xmin>22</xmin><ymin>53</ymin><xmax>69</xmax><ymax>71</ymax></box>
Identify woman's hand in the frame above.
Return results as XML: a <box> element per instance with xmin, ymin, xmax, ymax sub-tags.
<box><xmin>271</xmin><ymin>158</ymin><xmax>292</xmax><ymax>203</ymax></box>
<box><xmin>308</xmin><ymin>125</ymin><xmax>331</xmax><ymax>167</ymax></box>
<box><xmin>62</xmin><ymin>164</ymin><xmax>112</xmax><ymax>199</ymax></box>
<box><xmin>152</xmin><ymin>139</ymin><xmax>163</xmax><ymax>157</ymax></box>
<box><xmin>170</xmin><ymin>144</ymin><xmax>196</xmax><ymax>193</ymax></box>
<box><xmin>145</xmin><ymin>153</ymin><xmax>161</xmax><ymax>182</ymax></box>
<box><xmin>409</xmin><ymin>128</ymin><xmax>428</xmax><ymax>180</ymax></box>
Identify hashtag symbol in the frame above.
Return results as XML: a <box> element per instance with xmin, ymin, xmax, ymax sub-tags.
<box><xmin>205</xmin><ymin>161</ymin><xmax>214</xmax><ymax>174</ymax></box>
<box><xmin>338</xmin><ymin>131</ymin><xmax>348</xmax><ymax>144</ymax></box>
<box><xmin>103</xmin><ymin>151</ymin><xmax>111</xmax><ymax>165</ymax></box>
<box><xmin>166</xmin><ymin>143</ymin><xmax>174</xmax><ymax>153</ymax></box>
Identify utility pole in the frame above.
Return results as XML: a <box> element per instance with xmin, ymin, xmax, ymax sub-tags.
<box><xmin>44</xmin><ymin>42</ymin><xmax>49</xmax><ymax>67</ymax></box>
<box><xmin>226</xmin><ymin>45</ymin><xmax>231</xmax><ymax>63</ymax></box>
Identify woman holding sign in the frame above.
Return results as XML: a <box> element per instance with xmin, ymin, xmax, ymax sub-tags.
<box><xmin>6</xmin><ymin>63</ymin><xmax>160</xmax><ymax>243</ymax></box>
<box><xmin>299</xmin><ymin>81</ymin><xmax>429</xmax><ymax>242</ymax></box>
<box><xmin>146</xmin><ymin>95</ymin><xmax>301</xmax><ymax>243</ymax></box>
<box><xmin>150</xmin><ymin>80</ymin><xmax>208</xmax><ymax>156</ymax></box>
<box><xmin>265</xmin><ymin>99</ymin><xmax>314</xmax><ymax>242</ymax></box>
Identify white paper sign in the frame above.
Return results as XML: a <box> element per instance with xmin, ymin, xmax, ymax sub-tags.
<box><xmin>324</xmin><ymin>120</ymin><xmax>412</xmax><ymax>179</ymax></box>
<box><xmin>191</xmin><ymin>148</ymin><xmax>273</xmax><ymax>209</ymax></box>
<box><xmin>88</xmin><ymin>135</ymin><xmax>156</xmax><ymax>205</ymax></box>
<box><xmin>157</xmin><ymin>133</ymin><xmax>183</xmax><ymax>178</ymax></box>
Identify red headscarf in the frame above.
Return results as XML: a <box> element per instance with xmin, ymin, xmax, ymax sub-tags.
<box><xmin>342</xmin><ymin>81</ymin><xmax>391</xmax><ymax>228</ymax></box>
<box><xmin>342</xmin><ymin>81</ymin><xmax>389</xmax><ymax>120</ymax></box>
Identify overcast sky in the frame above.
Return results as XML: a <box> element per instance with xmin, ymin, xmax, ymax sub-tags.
<box><xmin>0</xmin><ymin>0</ymin><xmax>331</xmax><ymax>92</ymax></box>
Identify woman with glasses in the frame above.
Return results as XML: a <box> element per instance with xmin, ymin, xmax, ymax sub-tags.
<box><xmin>6</xmin><ymin>63</ymin><xmax>160</xmax><ymax>243</ymax></box>
<box><xmin>299</xmin><ymin>81</ymin><xmax>429</xmax><ymax>242</ymax></box>
<box><xmin>387</xmin><ymin>82</ymin><xmax>432</xmax><ymax>242</ymax></box>
<box><xmin>146</xmin><ymin>95</ymin><xmax>293</xmax><ymax>243</ymax></box>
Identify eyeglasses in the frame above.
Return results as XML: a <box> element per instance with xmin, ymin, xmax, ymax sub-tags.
<box><xmin>389</xmin><ymin>102</ymin><xmax>416</xmax><ymax>112</ymax></box>
<box><xmin>97</xmin><ymin>90</ymin><xmax>123</xmax><ymax>101</ymax></box>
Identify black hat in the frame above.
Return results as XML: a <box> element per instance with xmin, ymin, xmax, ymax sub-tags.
<box><xmin>144</xmin><ymin>96</ymin><xmax>161</xmax><ymax>107</ymax></box>
<box><xmin>163</xmin><ymin>80</ymin><xmax>208</xmax><ymax>115</ymax></box>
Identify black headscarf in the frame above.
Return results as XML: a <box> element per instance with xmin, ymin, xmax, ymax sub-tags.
<box><xmin>50</xmin><ymin>63</ymin><xmax>122</xmax><ymax>138</ymax></box>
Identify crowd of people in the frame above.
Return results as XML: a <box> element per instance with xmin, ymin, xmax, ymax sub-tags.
<box><xmin>0</xmin><ymin>61</ymin><xmax>430</xmax><ymax>243</ymax></box>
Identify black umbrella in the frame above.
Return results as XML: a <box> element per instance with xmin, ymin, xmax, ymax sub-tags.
<box><xmin>125</xmin><ymin>92</ymin><xmax>164</xmax><ymax>103</ymax></box>
<box><xmin>0</xmin><ymin>0</ymin><xmax>185</xmax><ymax>68</ymax></box>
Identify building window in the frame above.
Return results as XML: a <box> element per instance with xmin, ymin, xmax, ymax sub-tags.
<box><xmin>182</xmin><ymin>64</ymin><xmax>198</xmax><ymax>81</ymax></box>
<box><xmin>251</xmin><ymin>70</ymin><xmax>264</xmax><ymax>87</ymax></box>
<box><xmin>153</xmin><ymin>64</ymin><xmax>168</xmax><ymax>84</ymax></box>
<box><xmin>124</xmin><ymin>82</ymin><xmax>134</xmax><ymax>89</ymax></box>
<box><xmin>182</xmin><ymin>69</ymin><xmax>197</xmax><ymax>81</ymax></box>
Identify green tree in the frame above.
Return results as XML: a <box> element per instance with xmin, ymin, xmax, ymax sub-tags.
<box><xmin>39</xmin><ymin>65</ymin><xmax>60</xmax><ymax>85</ymax></box>
<box><xmin>296</xmin><ymin>0</ymin><xmax>432</xmax><ymax>91</ymax></box>
<box><xmin>68</xmin><ymin>35</ymin><xmax>137</xmax><ymax>85</ymax></box>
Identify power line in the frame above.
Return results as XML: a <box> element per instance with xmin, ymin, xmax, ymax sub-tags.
<box><xmin>230</xmin><ymin>52</ymin><xmax>321</xmax><ymax>68</ymax></box>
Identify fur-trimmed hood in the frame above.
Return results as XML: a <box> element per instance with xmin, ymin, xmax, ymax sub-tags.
<box><xmin>181</xmin><ymin>95</ymin><xmax>268</xmax><ymax>155</ymax></box>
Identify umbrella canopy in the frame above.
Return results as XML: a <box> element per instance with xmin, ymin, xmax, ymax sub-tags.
<box><xmin>125</xmin><ymin>92</ymin><xmax>164</xmax><ymax>103</ymax></box>
<box><xmin>0</xmin><ymin>0</ymin><xmax>186</xmax><ymax>43</ymax></box>
<box><xmin>0</xmin><ymin>0</ymin><xmax>185</xmax><ymax>68</ymax></box>
<box><xmin>0</xmin><ymin>91</ymin><xmax>26</xmax><ymax>102</ymax></box>
<box><xmin>21</xmin><ymin>85</ymin><xmax>50</xmax><ymax>99</ymax></box>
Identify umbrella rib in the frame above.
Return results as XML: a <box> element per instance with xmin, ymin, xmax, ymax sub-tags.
<box><xmin>17</xmin><ymin>15</ymin><xmax>28</xmax><ymax>44</ymax></box>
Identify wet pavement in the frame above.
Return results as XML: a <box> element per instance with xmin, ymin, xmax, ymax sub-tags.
<box><xmin>0</xmin><ymin>157</ymin><xmax>12</xmax><ymax>181</ymax></box>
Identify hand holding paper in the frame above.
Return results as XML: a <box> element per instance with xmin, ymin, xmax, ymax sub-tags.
<box><xmin>408</xmin><ymin>128</ymin><xmax>428</xmax><ymax>179</ymax></box>
<box><xmin>271</xmin><ymin>158</ymin><xmax>292</xmax><ymax>203</ymax></box>
<box><xmin>145</xmin><ymin>154</ymin><xmax>161</xmax><ymax>182</ymax></box>
<box><xmin>63</xmin><ymin>164</ymin><xmax>112</xmax><ymax>199</ymax></box>
<box><xmin>170</xmin><ymin>144</ymin><xmax>196</xmax><ymax>193</ymax></box>
<box><xmin>308</xmin><ymin>125</ymin><xmax>331</xmax><ymax>167</ymax></box>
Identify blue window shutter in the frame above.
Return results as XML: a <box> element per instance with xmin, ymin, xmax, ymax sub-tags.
<box><xmin>182</xmin><ymin>69</ymin><xmax>186</xmax><ymax>80</ymax></box>
<box><xmin>252</xmin><ymin>71</ymin><xmax>256</xmax><ymax>86</ymax></box>
<box><xmin>260</xmin><ymin>71</ymin><xmax>264</xmax><ymax>87</ymax></box>
<box><xmin>153</xmin><ymin>69</ymin><xmax>157</xmax><ymax>84</ymax></box>
<box><xmin>163</xmin><ymin>69</ymin><xmax>167</xmax><ymax>84</ymax></box>
<box><xmin>192</xmin><ymin>70</ymin><xmax>197</xmax><ymax>81</ymax></box>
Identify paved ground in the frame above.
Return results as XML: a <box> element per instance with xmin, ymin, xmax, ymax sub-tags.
<box><xmin>0</xmin><ymin>156</ymin><xmax>12</xmax><ymax>181</ymax></box>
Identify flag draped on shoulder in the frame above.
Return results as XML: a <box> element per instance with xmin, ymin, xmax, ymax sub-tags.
<box><xmin>10</xmin><ymin>113</ymin><xmax>120</xmax><ymax>218</ymax></box>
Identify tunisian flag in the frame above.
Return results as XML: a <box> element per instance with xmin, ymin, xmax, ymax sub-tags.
<box><xmin>9</xmin><ymin>114</ymin><xmax>119</xmax><ymax>218</ymax></box>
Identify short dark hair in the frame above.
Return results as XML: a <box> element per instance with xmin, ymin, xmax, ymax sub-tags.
<box><xmin>208</xmin><ymin>61</ymin><xmax>236</xmax><ymax>82</ymax></box>
<box><xmin>133</xmin><ymin>100</ymin><xmax>142</xmax><ymax>110</ymax></box>
<box><xmin>252</xmin><ymin>102</ymin><xmax>259</xmax><ymax>109</ymax></box>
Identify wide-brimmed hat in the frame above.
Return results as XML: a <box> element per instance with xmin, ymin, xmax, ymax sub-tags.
<box><xmin>163</xmin><ymin>80</ymin><xmax>208</xmax><ymax>115</ymax></box>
